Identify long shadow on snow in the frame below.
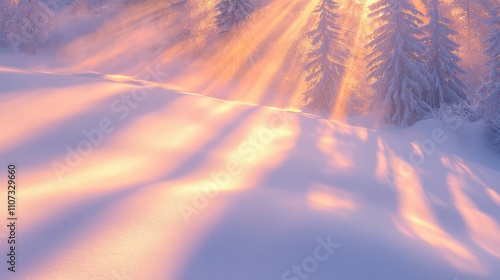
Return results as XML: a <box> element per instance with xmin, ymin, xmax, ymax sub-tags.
<box><xmin>0</xmin><ymin>88</ymin><xmax>180</xmax><ymax>171</ymax></box>
<box><xmin>174</xmin><ymin>115</ymin><xmax>436</xmax><ymax>280</ymax></box>
<box><xmin>18</xmin><ymin>106</ymin><xmax>257</xmax><ymax>273</ymax></box>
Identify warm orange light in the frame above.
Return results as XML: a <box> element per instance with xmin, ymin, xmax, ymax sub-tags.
<box><xmin>390</xmin><ymin>154</ymin><xmax>486</xmax><ymax>275</ymax></box>
<box><xmin>307</xmin><ymin>183</ymin><xmax>358</xmax><ymax>212</ymax></box>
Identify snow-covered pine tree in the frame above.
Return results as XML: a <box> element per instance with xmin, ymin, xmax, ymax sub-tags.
<box><xmin>480</xmin><ymin>6</ymin><xmax>500</xmax><ymax>150</ymax></box>
<box><xmin>170</xmin><ymin>0</ymin><xmax>188</xmax><ymax>11</ymax></box>
<box><xmin>366</xmin><ymin>0</ymin><xmax>431</xmax><ymax>127</ymax></box>
<box><xmin>423</xmin><ymin>0</ymin><xmax>468</xmax><ymax>109</ymax></box>
<box><xmin>302</xmin><ymin>0</ymin><xmax>346</xmax><ymax>116</ymax></box>
<box><xmin>215</xmin><ymin>0</ymin><xmax>253</xmax><ymax>35</ymax></box>
<box><xmin>0</xmin><ymin>0</ymin><xmax>16</xmax><ymax>48</ymax></box>
<box><xmin>213</xmin><ymin>0</ymin><xmax>257</xmax><ymax>75</ymax></box>
<box><xmin>9</xmin><ymin>0</ymin><xmax>55</xmax><ymax>54</ymax></box>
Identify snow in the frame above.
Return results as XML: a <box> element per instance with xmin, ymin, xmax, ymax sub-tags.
<box><xmin>367</xmin><ymin>0</ymin><xmax>431</xmax><ymax>127</ymax></box>
<box><xmin>1</xmin><ymin>54</ymin><xmax>500</xmax><ymax>279</ymax></box>
<box><xmin>302</xmin><ymin>0</ymin><xmax>346</xmax><ymax>116</ymax></box>
<box><xmin>480</xmin><ymin>5</ymin><xmax>500</xmax><ymax>151</ymax></box>
<box><xmin>423</xmin><ymin>0</ymin><xmax>468</xmax><ymax>109</ymax></box>
<box><xmin>0</xmin><ymin>1</ymin><xmax>499</xmax><ymax>279</ymax></box>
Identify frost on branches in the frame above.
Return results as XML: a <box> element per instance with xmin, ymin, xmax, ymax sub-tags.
<box><xmin>480</xmin><ymin>6</ymin><xmax>500</xmax><ymax>150</ymax></box>
<box><xmin>423</xmin><ymin>0</ymin><xmax>468</xmax><ymax>109</ymax></box>
<box><xmin>215</xmin><ymin>0</ymin><xmax>253</xmax><ymax>35</ymax></box>
<box><xmin>302</xmin><ymin>0</ymin><xmax>346</xmax><ymax>116</ymax></box>
<box><xmin>367</xmin><ymin>0</ymin><xmax>430</xmax><ymax>127</ymax></box>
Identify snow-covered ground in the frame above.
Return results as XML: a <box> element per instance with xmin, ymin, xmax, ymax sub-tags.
<box><xmin>1</xmin><ymin>57</ymin><xmax>499</xmax><ymax>279</ymax></box>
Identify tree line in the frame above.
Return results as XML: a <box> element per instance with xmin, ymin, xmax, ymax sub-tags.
<box><xmin>1</xmin><ymin>0</ymin><xmax>499</xmax><ymax>151</ymax></box>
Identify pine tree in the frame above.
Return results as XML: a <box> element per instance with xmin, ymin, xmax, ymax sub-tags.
<box><xmin>215</xmin><ymin>0</ymin><xmax>253</xmax><ymax>35</ymax></box>
<box><xmin>480</xmin><ymin>6</ymin><xmax>500</xmax><ymax>150</ymax></box>
<box><xmin>302</xmin><ymin>0</ymin><xmax>346</xmax><ymax>116</ymax></box>
<box><xmin>0</xmin><ymin>0</ymin><xmax>16</xmax><ymax>48</ymax></box>
<box><xmin>170</xmin><ymin>0</ymin><xmax>188</xmax><ymax>11</ymax></box>
<box><xmin>213</xmin><ymin>0</ymin><xmax>256</xmax><ymax>75</ymax></box>
<box><xmin>423</xmin><ymin>0</ymin><xmax>468</xmax><ymax>109</ymax></box>
<box><xmin>366</xmin><ymin>0</ymin><xmax>431</xmax><ymax>127</ymax></box>
<box><xmin>8</xmin><ymin>0</ymin><xmax>55</xmax><ymax>54</ymax></box>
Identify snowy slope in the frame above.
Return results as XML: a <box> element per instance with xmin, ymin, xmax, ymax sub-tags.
<box><xmin>1</xmin><ymin>63</ymin><xmax>500</xmax><ymax>280</ymax></box>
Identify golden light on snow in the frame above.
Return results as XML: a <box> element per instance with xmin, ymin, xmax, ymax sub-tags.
<box><xmin>374</xmin><ymin>138</ymin><xmax>390</xmax><ymax>182</ymax></box>
<box><xmin>0</xmin><ymin>80</ymin><xmax>128</xmax><ymax>153</ymax></box>
<box><xmin>390</xmin><ymin>153</ymin><xmax>488</xmax><ymax>275</ymax></box>
<box><xmin>3</xmin><ymin>1</ymin><xmax>500</xmax><ymax>279</ymax></box>
<box><xmin>317</xmin><ymin>129</ymin><xmax>354</xmax><ymax>170</ymax></box>
<box><xmin>13</xmin><ymin>88</ymin><xmax>298</xmax><ymax>279</ymax></box>
<box><xmin>307</xmin><ymin>183</ymin><xmax>358</xmax><ymax>212</ymax></box>
<box><xmin>441</xmin><ymin>157</ymin><xmax>500</xmax><ymax>259</ymax></box>
<box><xmin>486</xmin><ymin>188</ymin><xmax>500</xmax><ymax>207</ymax></box>
<box><xmin>449</xmin><ymin>174</ymin><xmax>500</xmax><ymax>258</ymax></box>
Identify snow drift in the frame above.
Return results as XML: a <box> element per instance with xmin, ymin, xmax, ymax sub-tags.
<box><xmin>0</xmin><ymin>61</ymin><xmax>499</xmax><ymax>280</ymax></box>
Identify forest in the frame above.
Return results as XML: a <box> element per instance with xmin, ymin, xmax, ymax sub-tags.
<box><xmin>1</xmin><ymin>1</ymin><xmax>500</xmax><ymax>280</ymax></box>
